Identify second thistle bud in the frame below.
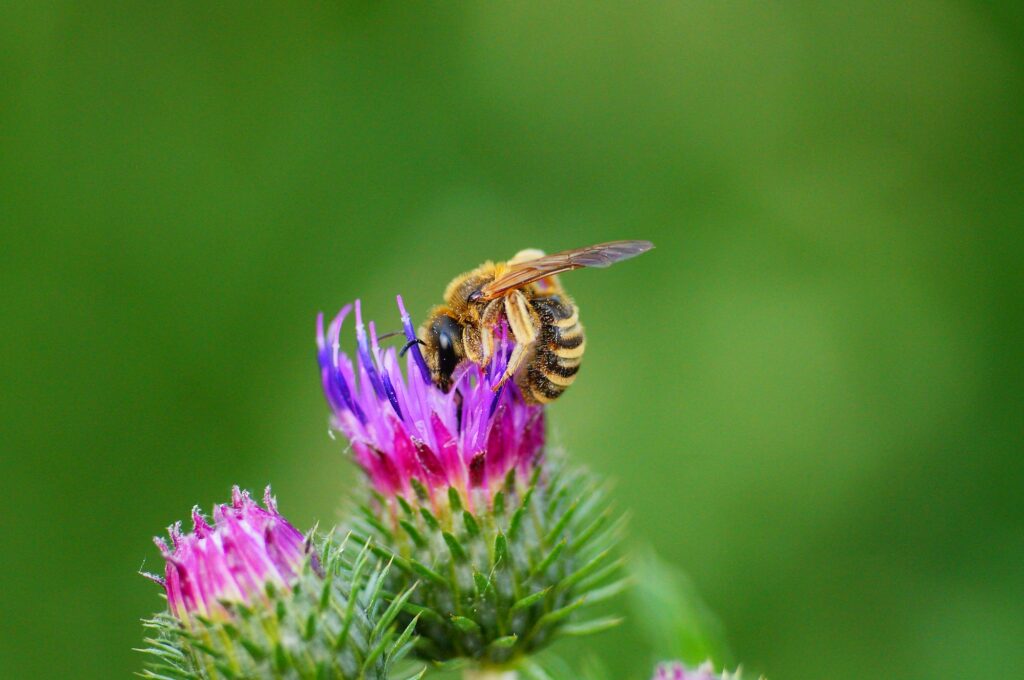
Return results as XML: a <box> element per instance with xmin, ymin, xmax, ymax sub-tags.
<box><xmin>140</xmin><ymin>487</ymin><xmax>420</xmax><ymax>680</ymax></box>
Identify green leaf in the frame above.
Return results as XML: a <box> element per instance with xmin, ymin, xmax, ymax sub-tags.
<box><xmin>531</xmin><ymin>539</ymin><xmax>567</xmax><ymax>578</ymax></box>
<box><xmin>462</xmin><ymin>509</ymin><xmax>480</xmax><ymax>537</ymax></box>
<box><xmin>373</xmin><ymin>584</ymin><xmax>418</xmax><ymax>640</ymax></box>
<box><xmin>450</xmin><ymin>615</ymin><xmax>482</xmax><ymax>635</ymax></box>
<box><xmin>396</xmin><ymin>494</ymin><xmax>414</xmax><ymax>517</ymax></box>
<box><xmin>442</xmin><ymin>531</ymin><xmax>468</xmax><ymax>562</ymax></box>
<box><xmin>557</xmin><ymin>549</ymin><xmax>619</xmax><ymax>592</ymax></box>
<box><xmin>360</xmin><ymin>506</ymin><xmax>394</xmax><ymax>541</ymax></box>
<box><xmin>391</xmin><ymin>613</ymin><xmax>421</xmax><ymax>660</ymax></box>
<box><xmin>579</xmin><ymin>577</ymin><xmax>631</xmax><ymax>607</ymax></box>
<box><xmin>473</xmin><ymin>570</ymin><xmax>494</xmax><ymax>598</ymax></box>
<box><xmin>488</xmin><ymin>634</ymin><xmax>518</xmax><ymax>650</ymax></box>
<box><xmin>630</xmin><ymin>547</ymin><xmax>730</xmax><ymax>667</ymax></box>
<box><xmin>494</xmin><ymin>533</ymin><xmax>509</xmax><ymax>568</ymax></box>
<box><xmin>239</xmin><ymin>639</ymin><xmax>267</xmax><ymax>662</ymax></box>
<box><xmin>409</xmin><ymin>478</ymin><xmax>429</xmax><ymax>501</ymax></box>
<box><xmin>532</xmin><ymin>596</ymin><xmax>586</xmax><ymax>631</ymax></box>
<box><xmin>447</xmin><ymin>486</ymin><xmax>463</xmax><ymax>512</ymax></box>
<box><xmin>511</xmin><ymin>587</ymin><xmax>551</xmax><ymax>613</ymax></box>
<box><xmin>544</xmin><ymin>500</ymin><xmax>579</xmax><ymax>545</ymax></box>
<box><xmin>419</xmin><ymin>507</ymin><xmax>441</xmax><ymax>532</ymax></box>
<box><xmin>409</xmin><ymin>558</ymin><xmax>446</xmax><ymax>585</ymax></box>
<box><xmin>556</xmin><ymin>616</ymin><xmax>623</xmax><ymax>637</ymax></box>
<box><xmin>508</xmin><ymin>506</ymin><xmax>527</xmax><ymax>540</ymax></box>
<box><xmin>399</xmin><ymin>519</ymin><xmax>427</xmax><ymax>548</ymax></box>
<box><xmin>273</xmin><ymin>642</ymin><xmax>288</xmax><ymax>674</ymax></box>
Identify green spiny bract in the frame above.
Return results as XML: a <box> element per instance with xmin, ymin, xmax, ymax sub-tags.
<box><xmin>137</xmin><ymin>534</ymin><xmax>422</xmax><ymax>680</ymax></box>
<box><xmin>350</xmin><ymin>461</ymin><xmax>628</xmax><ymax>669</ymax></box>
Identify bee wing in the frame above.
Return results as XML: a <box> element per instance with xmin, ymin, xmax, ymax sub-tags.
<box><xmin>477</xmin><ymin>239</ymin><xmax>653</xmax><ymax>300</ymax></box>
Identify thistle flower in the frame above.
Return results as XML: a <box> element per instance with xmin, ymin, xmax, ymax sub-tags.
<box><xmin>320</xmin><ymin>300</ymin><xmax>625</xmax><ymax>668</ymax></box>
<box><xmin>653</xmin><ymin>661</ymin><xmax>747</xmax><ymax>680</ymax></box>
<box><xmin>140</xmin><ymin>489</ymin><xmax>420</xmax><ymax>680</ymax></box>
<box><xmin>317</xmin><ymin>297</ymin><xmax>544</xmax><ymax>506</ymax></box>
<box><xmin>146</xmin><ymin>486</ymin><xmax>310</xmax><ymax>620</ymax></box>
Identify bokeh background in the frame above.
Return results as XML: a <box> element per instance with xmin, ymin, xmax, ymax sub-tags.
<box><xmin>2</xmin><ymin>2</ymin><xmax>1021</xmax><ymax>678</ymax></box>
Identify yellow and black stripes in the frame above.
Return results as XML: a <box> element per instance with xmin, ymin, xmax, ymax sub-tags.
<box><xmin>519</xmin><ymin>294</ymin><xmax>585</xmax><ymax>404</ymax></box>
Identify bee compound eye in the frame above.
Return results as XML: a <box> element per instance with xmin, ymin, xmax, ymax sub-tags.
<box><xmin>431</xmin><ymin>315</ymin><xmax>463</xmax><ymax>380</ymax></box>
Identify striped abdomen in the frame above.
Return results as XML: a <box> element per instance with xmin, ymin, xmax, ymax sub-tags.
<box><xmin>520</xmin><ymin>294</ymin><xmax>585</xmax><ymax>404</ymax></box>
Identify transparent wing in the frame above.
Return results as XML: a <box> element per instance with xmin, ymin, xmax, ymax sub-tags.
<box><xmin>477</xmin><ymin>239</ymin><xmax>653</xmax><ymax>300</ymax></box>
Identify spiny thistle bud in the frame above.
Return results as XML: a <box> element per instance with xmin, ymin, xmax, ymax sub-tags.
<box><xmin>653</xmin><ymin>662</ymin><xmax>750</xmax><ymax>680</ymax></box>
<box><xmin>139</xmin><ymin>488</ymin><xmax>421</xmax><ymax>679</ymax></box>
<box><xmin>318</xmin><ymin>301</ymin><xmax>626</xmax><ymax>668</ymax></box>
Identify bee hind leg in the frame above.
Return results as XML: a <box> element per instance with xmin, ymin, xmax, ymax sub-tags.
<box><xmin>494</xmin><ymin>290</ymin><xmax>541</xmax><ymax>391</ymax></box>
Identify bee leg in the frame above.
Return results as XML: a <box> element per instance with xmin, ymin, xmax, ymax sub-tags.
<box><xmin>478</xmin><ymin>299</ymin><xmax>504</xmax><ymax>367</ymax></box>
<box><xmin>494</xmin><ymin>340</ymin><xmax>530</xmax><ymax>391</ymax></box>
<box><xmin>462</xmin><ymin>324</ymin><xmax>484</xmax><ymax>365</ymax></box>
<box><xmin>495</xmin><ymin>291</ymin><xmax>541</xmax><ymax>390</ymax></box>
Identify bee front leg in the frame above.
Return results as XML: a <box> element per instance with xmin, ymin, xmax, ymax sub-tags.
<box><xmin>476</xmin><ymin>298</ymin><xmax>505</xmax><ymax>367</ymax></box>
<box><xmin>462</xmin><ymin>324</ymin><xmax>484</xmax><ymax>365</ymax></box>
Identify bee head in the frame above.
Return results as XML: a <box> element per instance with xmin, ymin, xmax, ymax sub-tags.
<box><xmin>424</xmin><ymin>313</ymin><xmax>465</xmax><ymax>392</ymax></box>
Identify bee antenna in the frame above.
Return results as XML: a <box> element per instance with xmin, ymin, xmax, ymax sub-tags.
<box><xmin>376</xmin><ymin>330</ymin><xmax>406</xmax><ymax>341</ymax></box>
<box><xmin>399</xmin><ymin>339</ymin><xmax>427</xmax><ymax>357</ymax></box>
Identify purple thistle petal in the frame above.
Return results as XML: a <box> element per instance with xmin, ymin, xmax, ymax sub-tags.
<box><xmin>354</xmin><ymin>300</ymin><xmax>386</xmax><ymax>399</ymax></box>
<box><xmin>191</xmin><ymin>507</ymin><xmax>211</xmax><ymax>538</ymax></box>
<box><xmin>488</xmin><ymin>383</ymin><xmax>506</xmax><ymax>417</ymax></box>
<box><xmin>370</xmin><ymin>321</ymin><xmax>404</xmax><ymax>419</ymax></box>
<box><xmin>318</xmin><ymin>308</ymin><xmax>366</xmax><ymax>424</ymax></box>
<box><xmin>397</xmin><ymin>295</ymin><xmax>431</xmax><ymax>384</ymax></box>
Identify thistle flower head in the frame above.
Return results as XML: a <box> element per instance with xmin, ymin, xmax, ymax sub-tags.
<box><xmin>317</xmin><ymin>297</ymin><xmax>544</xmax><ymax>503</ymax></box>
<box><xmin>147</xmin><ymin>486</ymin><xmax>311</xmax><ymax>620</ymax></box>
<box><xmin>653</xmin><ymin>662</ymin><xmax>745</xmax><ymax>680</ymax></box>
<box><xmin>141</xmin><ymin>531</ymin><xmax>420</xmax><ymax>680</ymax></box>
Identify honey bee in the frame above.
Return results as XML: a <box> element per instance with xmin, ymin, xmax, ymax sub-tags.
<box><xmin>417</xmin><ymin>240</ymin><xmax>653</xmax><ymax>404</ymax></box>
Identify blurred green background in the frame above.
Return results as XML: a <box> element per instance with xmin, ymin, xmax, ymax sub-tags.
<box><xmin>2</xmin><ymin>2</ymin><xmax>1022</xmax><ymax>678</ymax></box>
